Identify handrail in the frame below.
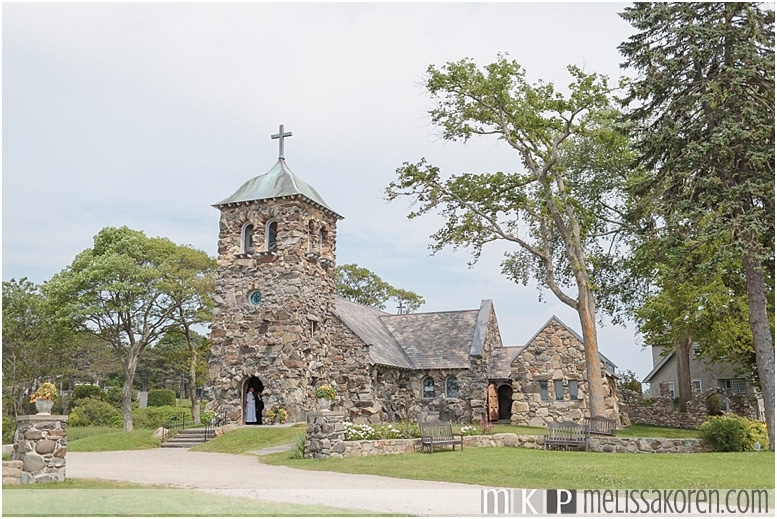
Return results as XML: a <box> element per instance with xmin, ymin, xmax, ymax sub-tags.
<box><xmin>203</xmin><ymin>411</ymin><xmax>227</xmax><ymax>442</ymax></box>
<box><xmin>162</xmin><ymin>411</ymin><xmax>189</xmax><ymax>442</ymax></box>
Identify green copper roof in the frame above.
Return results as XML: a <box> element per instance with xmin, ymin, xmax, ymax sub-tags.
<box><xmin>213</xmin><ymin>159</ymin><xmax>342</xmax><ymax>218</ymax></box>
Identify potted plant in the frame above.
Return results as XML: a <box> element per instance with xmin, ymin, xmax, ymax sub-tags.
<box><xmin>315</xmin><ymin>385</ymin><xmax>336</xmax><ymax>411</ymax></box>
<box><xmin>266</xmin><ymin>405</ymin><xmax>287</xmax><ymax>424</ymax></box>
<box><xmin>30</xmin><ymin>382</ymin><xmax>58</xmax><ymax>415</ymax></box>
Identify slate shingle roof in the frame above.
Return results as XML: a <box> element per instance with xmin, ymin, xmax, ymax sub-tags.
<box><xmin>489</xmin><ymin>346</ymin><xmax>524</xmax><ymax>379</ymax></box>
<box><xmin>333</xmin><ymin>297</ymin><xmax>486</xmax><ymax>370</ymax></box>
<box><xmin>382</xmin><ymin>310</ymin><xmax>478</xmax><ymax>369</ymax></box>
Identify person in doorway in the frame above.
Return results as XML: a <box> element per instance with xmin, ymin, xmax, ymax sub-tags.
<box><xmin>255</xmin><ymin>390</ymin><xmax>264</xmax><ymax>425</ymax></box>
<box><xmin>245</xmin><ymin>387</ymin><xmax>257</xmax><ymax>424</ymax></box>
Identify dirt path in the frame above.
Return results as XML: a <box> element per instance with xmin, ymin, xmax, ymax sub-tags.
<box><xmin>67</xmin><ymin>449</ymin><xmax>489</xmax><ymax>516</ymax></box>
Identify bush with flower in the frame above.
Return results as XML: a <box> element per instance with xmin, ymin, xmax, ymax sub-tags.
<box><xmin>266</xmin><ymin>405</ymin><xmax>288</xmax><ymax>424</ymax></box>
<box><xmin>30</xmin><ymin>382</ymin><xmax>58</xmax><ymax>403</ymax></box>
<box><xmin>315</xmin><ymin>385</ymin><xmax>336</xmax><ymax>401</ymax></box>
<box><xmin>344</xmin><ymin>422</ymin><xmax>378</xmax><ymax>441</ymax></box>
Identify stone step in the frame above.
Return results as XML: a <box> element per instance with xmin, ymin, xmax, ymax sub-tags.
<box><xmin>161</xmin><ymin>428</ymin><xmax>212</xmax><ymax>448</ymax></box>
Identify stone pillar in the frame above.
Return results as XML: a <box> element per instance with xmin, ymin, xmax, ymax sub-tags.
<box><xmin>12</xmin><ymin>414</ymin><xmax>68</xmax><ymax>484</ymax></box>
<box><xmin>305</xmin><ymin>410</ymin><xmax>346</xmax><ymax>459</ymax></box>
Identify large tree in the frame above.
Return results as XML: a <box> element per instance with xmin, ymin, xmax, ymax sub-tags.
<box><xmin>2</xmin><ymin>278</ymin><xmax>76</xmax><ymax>415</ymax></box>
<box><xmin>335</xmin><ymin>263</ymin><xmax>425</xmax><ymax>314</ymax></box>
<box><xmin>619</xmin><ymin>2</ymin><xmax>775</xmax><ymax>448</ymax></box>
<box><xmin>386</xmin><ymin>56</ymin><xmax>631</xmax><ymax>417</ymax></box>
<box><xmin>44</xmin><ymin>226</ymin><xmax>215</xmax><ymax>430</ymax></box>
<box><xmin>163</xmin><ymin>246</ymin><xmax>215</xmax><ymax>423</ymax></box>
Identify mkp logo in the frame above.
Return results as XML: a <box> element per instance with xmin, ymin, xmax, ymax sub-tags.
<box><xmin>481</xmin><ymin>489</ymin><xmax>577</xmax><ymax>514</ymax></box>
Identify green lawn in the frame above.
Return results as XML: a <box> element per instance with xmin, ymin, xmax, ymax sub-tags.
<box><xmin>2</xmin><ymin>480</ymin><xmax>385</xmax><ymax>516</ymax></box>
<box><xmin>263</xmin><ymin>447</ymin><xmax>773</xmax><ymax>490</ymax></box>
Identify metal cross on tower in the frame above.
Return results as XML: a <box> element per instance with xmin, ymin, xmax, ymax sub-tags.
<box><xmin>271</xmin><ymin>124</ymin><xmax>293</xmax><ymax>160</ymax></box>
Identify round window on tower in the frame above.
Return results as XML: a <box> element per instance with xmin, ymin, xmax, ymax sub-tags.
<box><xmin>248</xmin><ymin>290</ymin><xmax>262</xmax><ymax>306</ymax></box>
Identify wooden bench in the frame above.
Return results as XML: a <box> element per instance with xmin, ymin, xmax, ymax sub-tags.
<box><xmin>419</xmin><ymin>421</ymin><xmax>464</xmax><ymax>453</ymax></box>
<box><xmin>544</xmin><ymin>421</ymin><xmax>588</xmax><ymax>451</ymax></box>
<box><xmin>585</xmin><ymin>416</ymin><xmax>617</xmax><ymax>437</ymax></box>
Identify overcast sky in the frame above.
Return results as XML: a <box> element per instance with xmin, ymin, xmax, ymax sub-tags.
<box><xmin>3</xmin><ymin>2</ymin><xmax>653</xmax><ymax>377</ymax></box>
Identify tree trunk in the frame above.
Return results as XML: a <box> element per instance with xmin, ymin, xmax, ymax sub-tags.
<box><xmin>578</xmin><ymin>287</ymin><xmax>606</xmax><ymax>417</ymax></box>
<box><xmin>122</xmin><ymin>374</ymin><xmax>134</xmax><ymax>432</ymax></box>
<box><xmin>743</xmin><ymin>254</ymin><xmax>775</xmax><ymax>450</ymax></box>
<box><xmin>675</xmin><ymin>336</ymin><xmax>693</xmax><ymax>412</ymax></box>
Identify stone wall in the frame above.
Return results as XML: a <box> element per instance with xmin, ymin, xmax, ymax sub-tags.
<box><xmin>11</xmin><ymin>414</ymin><xmax>68</xmax><ymax>484</ymax></box>
<box><xmin>338</xmin><ymin>433</ymin><xmax>707</xmax><ymax>457</ymax></box>
<box><xmin>509</xmin><ymin>318</ymin><xmax>619</xmax><ymax>426</ymax></box>
<box><xmin>619</xmin><ymin>382</ymin><xmax>759</xmax><ymax>429</ymax></box>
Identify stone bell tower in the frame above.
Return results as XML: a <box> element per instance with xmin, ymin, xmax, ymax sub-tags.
<box><xmin>206</xmin><ymin>125</ymin><xmax>342</xmax><ymax>424</ymax></box>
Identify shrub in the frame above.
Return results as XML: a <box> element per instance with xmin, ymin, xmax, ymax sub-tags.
<box><xmin>72</xmin><ymin>385</ymin><xmax>105</xmax><ymax>402</ymax></box>
<box><xmin>200</xmin><ymin>410</ymin><xmax>215</xmax><ymax>425</ymax></box>
<box><xmin>698</xmin><ymin>414</ymin><xmax>769</xmax><ymax>452</ymax></box>
<box><xmin>3</xmin><ymin>416</ymin><xmax>16</xmax><ymax>444</ymax></box>
<box><xmin>147</xmin><ymin>389</ymin><xmax>176</xmax><ymax>408</ymax></box>
<box><xmin>69</xmin><ymin>397</ymin><xmax>123</xmax><ymax>427</ymax></box>
<box><xmin>104</xmin><ymin>387</ymin><xmax>124</xmax><ymax>408</ymax></box>
<box><xmin>133</xmin><ymin>406</ymin><xmax>189</xmax><ymax>429</ymax></box>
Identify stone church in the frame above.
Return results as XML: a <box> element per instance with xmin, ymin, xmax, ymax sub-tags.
<box><xmin>206</xmin><ymin>127</ymin><xmax>620</xmax><ymax>426</ymax></box>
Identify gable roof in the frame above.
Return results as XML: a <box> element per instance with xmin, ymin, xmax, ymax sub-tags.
<box><xmin>489</xmin><ymin>346</ymin><xmax>524</xmax><ymax>379</ymax></box>
<box><xmin>642</xmin><ymin>352</ymin><xmax>673</xmax><ymax>383</ymax></box>
<box><xmin>333</xmin><ymin>298</ymin><xmax>413</xmax><ymax>369</ymax></box>
<box><xmin>213</xmin><ymin>159</ymin><xmax>342</xmax><ymax>219</ymax></box>
<box><xmin>333</xmin><ymin>298</ymin><xmax>493</xmax><ymax>370</ymax></box>
<box><xmin>499</xmin><ymin>315</ymin><xmax>618</xmax><ymax>376</ymax></box>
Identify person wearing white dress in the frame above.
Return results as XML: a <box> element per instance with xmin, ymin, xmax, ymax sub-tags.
<box><xmin>245</xmin><ymin>387</ymin><xmax>257</xmax><ymax>424</ymax></box>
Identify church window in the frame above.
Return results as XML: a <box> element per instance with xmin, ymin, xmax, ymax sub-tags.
<box><xmin>248</xmin><ymin>290</ymin><xmax>262</xmax><ymax>306</ymax></box>
<box><xmin>445</xmin><ymin>376</ymin><xmax>459</xmax><ymax>398</ymax></box>
<box><xmin>539</xmin><ymin>380</ymin><xmax>548</xmax><ymax>401</ymax></box>
<box><xmin>241</xmin><ymin>223</ymin><xmax>254</xmax><ymax>254</ymax></box>
<box><xmin>308</xmin><ymin>221</ymin><xmax>316</xmax><ymax>253</ymax></box>
<box><xmin>569</xmin><ymin>380</ymin><xmax>579</xmax><ymax>400</ymax></box>
<box><xmin>266</xmin><ymin>220</ymin><xmax>278</xmax><ymax>252</ymax></box>
<box><xmin>318</xmin><ymin>228</ymin><xmax>327</xmax><ymax>253</ymax></box>
<box><xmin>422</xmin><ymin>377</ymin><xmax>435</xmax><ymax>399</ymax></box>
<box><xmin>554</xmin><ymin>380</ymin><xmax>564</xmax><ymax>401</ymax></box>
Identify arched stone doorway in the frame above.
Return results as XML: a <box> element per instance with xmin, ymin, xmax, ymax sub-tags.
<box><xmin>498</xmin><ymin>384</ymin><xmax>512</xmax><ymax>421</ymax></box>
<box><xmin>243</xmin><ymin>376</ymin><xmax>265</xmax><ymax>425</ymax></box>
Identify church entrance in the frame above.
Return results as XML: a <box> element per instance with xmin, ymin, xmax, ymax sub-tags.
<box><xmin>497</xmin><ymin>384</ymin><xmax>512</xmax><ymax>421</ymax></box>
<box><xmin>243</xmin><ymin>376</ymin><xmax>265</xmax><ymax>425</ymax></box>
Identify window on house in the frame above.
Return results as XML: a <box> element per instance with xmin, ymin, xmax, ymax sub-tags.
<box><xmin>668</xmin><ymin>381</ymin><xmax>676</xmax><ymax>398</ymax></box>
<box><xmin>266</xmin><ymin>221</ymin><xmax>278</xmax><ymax>252</ymax></box>
<box><xmin>723</xmin><ymin>378</ymin><xmax>747</xmax><ymax>396</ymax></box>
<box><xmin>692</xmin><ymin>342</ymin><xmax>701</xmax><ymax>355</ymax></box>
<box><xmin>692</xmin><ymin>380</ymin><xmax>702</xmax><ymax>395</ymax></box>
<box><xmin>241</xmin><ymin>224</ymin><xmax>254</xmax><ymax>254</ymax></box>
<box><xmin>569</xmin><ymin>380</ymin><xmax>579</xmax><ymax>400</ymax></box>
<box><xmin>554</xmin><ymin>380</ymin><xmax>564</xmax><ymax>401</ymax></box>
<box><xmin>445</xmin><ymin>376</ymin><xmax>459</xmax><ymax>398</ymax></box>
<box><xmin>539</xmin><ymin>380</ymin><xmax>548</xmax><ymax>401</ymax></box>
<box><xmin>422</xmin><ymin>377</ymin><xmax>435</xmax><ymax>399</ymax></box>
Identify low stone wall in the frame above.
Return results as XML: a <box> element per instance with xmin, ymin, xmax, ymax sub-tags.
<box><xmin>339</xmin><ymin>433</ymin><xmax>708</xmax><ymax>457</ymax></box>
<box><xmin>620</xmin><ymin>383</ymin><xmax>759</xmax><ymax>429</ymax></box>
<box><xmin>3</xmin><ymin>460</ymin><xmax>24</xmax><ymax>485</ymax></box>
<box><xmin>11</xmin><ymin>414</ymin><xmax>68</xmax><ymax>484</ymax></box>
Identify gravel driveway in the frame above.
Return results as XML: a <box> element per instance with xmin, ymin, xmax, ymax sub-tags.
<box><xmin>66</xmin><ymin>449</ymin><xmax>490</xmax><ymax>516</ymax></box>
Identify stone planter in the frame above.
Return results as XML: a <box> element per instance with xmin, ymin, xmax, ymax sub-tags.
<box><xmin>318</xmin><ymin>398</ymin><xmax>332</xmax><ymax>411</ymax></box>
<box><xmin>34</xmin><ymin>399</ymin><xmax>54</xmax><ymax>415</ymax></box>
